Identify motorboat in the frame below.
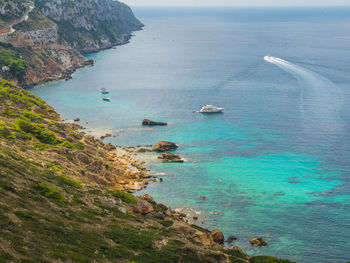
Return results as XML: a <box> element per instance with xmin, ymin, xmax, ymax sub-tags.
<box><xmin>197</xmin><ymin>105</ymin><xmax>224</xmax><ymax>113</ymax></box>
<box><xmin>100</xmin><ymin>88</ymin><xmax>109</xmax><ymax>94</ymax></box>
<box><xmin>102</xmin><ymin>96</ymin><xmax>110</xmax><ymax>101</ymax></box>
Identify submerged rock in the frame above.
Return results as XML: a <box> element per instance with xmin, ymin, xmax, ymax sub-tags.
<box><xmin>142</xmin><ymin>119</ymin><xmax>167</xmax><ymax>126</ymax></box>
<box><xmin>100</xmin><ymin>133</ymin><xmax>112</xmax><ymax>139</ymax></box>
<box><xmin>250</xmin><ymin>237</ymin><xmax>268</xmax><ymax>246</ymax></box>
<box><xmin>226</xmin><ymin>235</ymin><xmax>238</xmax><ymax>243</ymax></box>
<box><xmin>158</xmin><ymin>152</ymin><xmax>183</xmax><ymax>163</ymax></box>
<box><xmin>199</xmin><ymin>196</ymin><xmax>206</xmax><ymax>200</ymax></box>
<box><xmin>152</xmin><ymin>141</ymin><xmax>178</xmax><ymax>152</ymax></box>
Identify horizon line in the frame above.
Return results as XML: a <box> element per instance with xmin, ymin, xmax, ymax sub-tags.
<box><xmin>128</xmin><ymin>4</ymin><xmax>350</xmax><ymax>8</ymax></box>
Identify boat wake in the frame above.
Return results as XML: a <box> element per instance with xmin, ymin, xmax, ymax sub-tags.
<box><xmin>264</xmin><ymin>55</ymin><xmax>343</xmax><ymax>135</ymax></box>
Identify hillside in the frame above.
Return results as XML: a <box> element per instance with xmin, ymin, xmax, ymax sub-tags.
<box><xmin>0</xmin><ymin>80</ymin><xmax>297</xmax><ymax>263</ymax></box>
<box><xmin>0</xmin><ymin>0</ymin><xmax>142</xmax><ymax>87</ymax></box>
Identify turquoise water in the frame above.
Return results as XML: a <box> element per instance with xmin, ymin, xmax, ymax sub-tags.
<box><xmin>32</xmin><ymin>8</ymin><xmax>350</xmax><ymax>262</ymax></box>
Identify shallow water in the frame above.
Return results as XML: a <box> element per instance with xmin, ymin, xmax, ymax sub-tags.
<box><xmin>32</xmin><ymin>7</ymin><xmax>350</xmax><ymax>262</ymax></box>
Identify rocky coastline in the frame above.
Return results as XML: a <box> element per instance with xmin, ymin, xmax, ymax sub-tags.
<box><xmin>0</xmin><ymin>1</ymin><xmax>297</xmax><ymax>262</ymax></box>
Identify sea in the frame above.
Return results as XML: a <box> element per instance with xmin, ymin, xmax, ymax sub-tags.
<box><xmin>32</xmin><ymin>7</ymin><xmax>350</xmax><ymax>263</ymax></box>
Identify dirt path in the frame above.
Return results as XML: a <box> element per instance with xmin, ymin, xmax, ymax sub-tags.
<box><xmin>0</xmin><ymin>4</ymin><xmax>34</xmax><ymax>37</ymax></box>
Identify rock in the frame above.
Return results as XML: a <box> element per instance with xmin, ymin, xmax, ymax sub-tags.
<box><xmin>226</xmin><ymin>235</ymin><xmax>237</xmax><ymax>243</ymax></box>
<box><xmin>74</xmin><ymin>152</ymin><xmax>92</xmax><ymax>164</ymax></box>
<box><xmin>100</xmin><ymin>133</ymin><xmax>112</xmax><ymax>139</ymax></box>
<box><xmin>229</xmin><ymin>246</ymin><xmax>249</xmax><ymax>260</ymax></box>
<box><xmin>223</xmin><ymin>202</ymin><xmax>232</xmax><ymax>207</ymax></box>
<box><xmin>193</xmin><ymin>231</ymin><xmax>214</xmax><ymax>246</ymax></box>
<box><xmin>152</xmin><ymin>141</ymin><xmax>178</xmax><ymax>152</ymax></box>
<box><xmin>199</xmin><ymin>196</ymin><xmax>206</xmax><ymax>200</ymax></box>
<box><xmin>136</xmin><ymin>148</ymin><xmax>150</xmax><ymax>153</ymax></box>
<box><xmin>74</xmin><ymin>118</ymin><xmax>80</xmax><ymax>122</ymax></box>
<box><xmin>104</xmin><ymin>143</ymin><xmax>116</xmax><ymax>151</ymax></box>
<box><xmin>130</xmin><ymin>197</ymin><xmax>154</xmax><ymax>215</ymax></box>
<box><xmin>142</xmin><ymin>119</ymin><xmax>167</xmax><ymax>126</ymax></box>
<box><xmin>158</xmin><ymin>152</ymin><xmax>183</xmax><ymax>163</ymax></box>
<box><xmin>249</xmin><ymin>237</ymin><xmax>268</xmax><ymax>246</ymax></box>
<box><xmin>140</xmin><ymin>194</ymin><xmax>155</xmax><ymax>204</ymax></box>
<box><xmin>210</xmin><ymin>229</ymin><xmax>224</xmax><ymax>244</ymax></box>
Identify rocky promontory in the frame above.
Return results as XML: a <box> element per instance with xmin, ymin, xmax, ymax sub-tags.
<box><xmin>0</xmin><ymin>0</ymin><xmax>142</xmax><ymax>87</ymax></box>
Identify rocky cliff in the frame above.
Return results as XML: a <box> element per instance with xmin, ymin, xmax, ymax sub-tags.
<box><xmin>35</xmin><ymin>0</ymin><xmax>143</xmax><ymax>53</ymax></box>
<box><xmin>0</xmin><ymin>0</ymin><xmax>142</xmax><ymax>87</ymax></box>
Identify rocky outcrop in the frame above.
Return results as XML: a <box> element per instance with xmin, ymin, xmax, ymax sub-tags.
<box><xmin>142</xmin><ymin>119</ymin><xmax>167</xmax><ymax>126</ymax></box>
<box><xmin>130</xmin><ymin>196</ymin><xmax>154</xmax><ymax>215</ymax></box>
<box><xmin>152</xmin><ymin>141</ymin><xmax>178</xmax><ymax>152</ymax></box>
<box><xmin>0</xmin><ymin>0</ymin><xmax>140</xmax><ymax>87</ymax></box>
<box><xmin>229</xmin><ymin>246</ymin><xmax>249</xmax><ymax>261</ymax></box>
<box><xmin>158</xmin><ymin>152</ymin><xmax>183</xmax><ymax>163</ymax></box>
<box><xmin>35</xmin><ymin>0</ymin><xmax>143</xmax><ymax>53</ymax></box>
<box><xmin>250</xmin><ymin>237</ymin><xmax>268</xmax><ymax>246</ymax></box>
<box><xmin>210</xmin><ymin>229</ymin><xmax>225</xmax><ymax>244</ymax></box>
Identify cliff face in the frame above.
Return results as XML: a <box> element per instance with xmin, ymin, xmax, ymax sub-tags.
<box><xmin>35</xmin><ymin>0</ymin><xmax>143</xmax><ymax>53</ymax></box>
<box><xmin>0</xmin><ymin>0</ymin><xmax>142</xmax><ymax>87</ymax></box>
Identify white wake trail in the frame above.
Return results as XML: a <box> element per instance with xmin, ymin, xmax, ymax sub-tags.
<box><xmin>264</xmin><ymin>55</ymin><xmax>343</xmax><ymax>135</ymax></box>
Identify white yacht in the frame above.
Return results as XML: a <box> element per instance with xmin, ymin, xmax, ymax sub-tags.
<box><xmin>198</xmin><ymin>105</ymin><xmax>224</xmax><ymax>113</ymax></box>
<box><xmin>100</xmin><ymin>88</ymin><xmax>109</xmax><ymax>94</ymax></box>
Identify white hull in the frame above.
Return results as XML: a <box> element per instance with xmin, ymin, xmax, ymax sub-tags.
<box><xmin>198</xmin><ymin>108</ymin><xmax>224</xmax><ymax>113</ymax></box>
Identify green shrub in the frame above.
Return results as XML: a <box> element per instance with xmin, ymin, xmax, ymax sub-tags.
<box><xmin>57</xmin><ymin>175</ymin><xmax>82</xmax><ymax>188</ymax></box>
<box><xmin>155</xmin><ymin>203</ymin><xmax>168</xmax><ymax>213</ymax></box>
<box><xmin>35</xmin><ymin>182</ymin><xmax>65</xmax><ymax>202</ymax></box>
<box><xmin>0</xmin><ymin>50</ymin><xmax>27</xmax><ymax>79</ymax></box>
<box><xmin>22</xmin><ymin>110</ymin><xmax>44</xmax><ymax>122</ymax></box>
<box><xmin>105</xmin><ymin>224</ymin><xmax>158</xmax><ymax>250</ymax></box>
<box><xmin>1</xmin><ymin>109</ymin><xmax>18</xmax><ymax>117</ymax></box>
<box><xmin>0</xmin><ymin>121</ymin><xmax>15</xmax><ymax>139</ymax></box>
<box><xmin>14</xmin><ymin>119</ymin><xmax>60</xmax><ymax>145</ymax></box>
<box><xmin>249</xmin><ymin>256</ymin><xmax>297</xmax><ymax>263</ymax></box>
<box><xmin>159</xmin><ymin>220</ymin><xmax>173</xmax><ymax>228</ymax></box>
<box><xmin>112</xmin><ymin>190</ymin><xmax>137</xmax><ymax>204</ymax></box>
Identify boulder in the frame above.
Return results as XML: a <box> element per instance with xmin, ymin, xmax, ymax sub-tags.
<box><xmin>153</xmin><ymin>141</ymin><xmax>178</xmax><ymax>152</ymax></box>
<box><xmin>74</xmin><ymin>118</ymin><xmax>80</xmax><ymax>122</ymax></box>
<box><xmin>226</xmin><ymin>235</ymin><xmax>237</xmax><ymax>243</ymax></box>
<box><xmin>210</xmin><ymin>229</ymin><xmax>224</xmax><ymax>244</ymax></box>
<box><xmin>140</xmin><ymin>194</ymin><xmax>155</xmax><ymax>204</ymax></box>
<box><xmin>131</xmin><ymin>197</ymin><xmax>154</xmax><ymax>215</ymax></box>
<box><xmin>158</xmin><ymin>152</ymin><xmax>183</xmax><ymax>163</ymax></box>
<box><xmin>249</xmin><ymin>237</ymin><xmax>268</xmax><ymax>246</ymax></box>
<box><xmin>199</xmin><ymin>196</ymin><xmax>206</xmax><ymax>200</ymax></box>
<box><xmin>100</xmin><ymin>133</ymin><xmax>112</xmax><ymax>140</ymax></box>
<box><xmin>229</xmin><ymin>246</ymin><xmax>249</xmax><ymax>260</ymax></box>
<box><xmin>142</xmin><ymin>119</ymin><xmax>167</xmax><ymax>126</ymax></box>
<box><xmin>193</xmin><ymin>231</ymin><xmax>214</xmax><ymax>246</ymax></box>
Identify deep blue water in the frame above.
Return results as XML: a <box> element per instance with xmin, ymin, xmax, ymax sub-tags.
<box><xmin>32</xmin><ymin>7</ymin><xmax>350</xmax><ymax>262</ymax></box>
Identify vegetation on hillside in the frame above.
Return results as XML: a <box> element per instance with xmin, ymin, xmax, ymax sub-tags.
<box><xmin>0</xmin><ymin>49</ymin><xmax>27</xmax><ymax>80</ymax></box>
<box><xmin>0</xmin><ymin>79</ymin><xmax>299</xmax><ymax>262</ymax></box>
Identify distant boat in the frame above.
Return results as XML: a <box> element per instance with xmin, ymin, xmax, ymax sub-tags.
<box><xmin>197</xmin><ymin>105</ymin><xmax>224</xmax><ymax>113</ymax></box>
<box><xmin>100</xmin><ymin>88</ymin><xmax>109</xmax><ymax>94</ymax></box>
<box><xmin>102</xmin><ymin>96</ymin><xmax>110</xmax><ymax>101</ymax></box>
